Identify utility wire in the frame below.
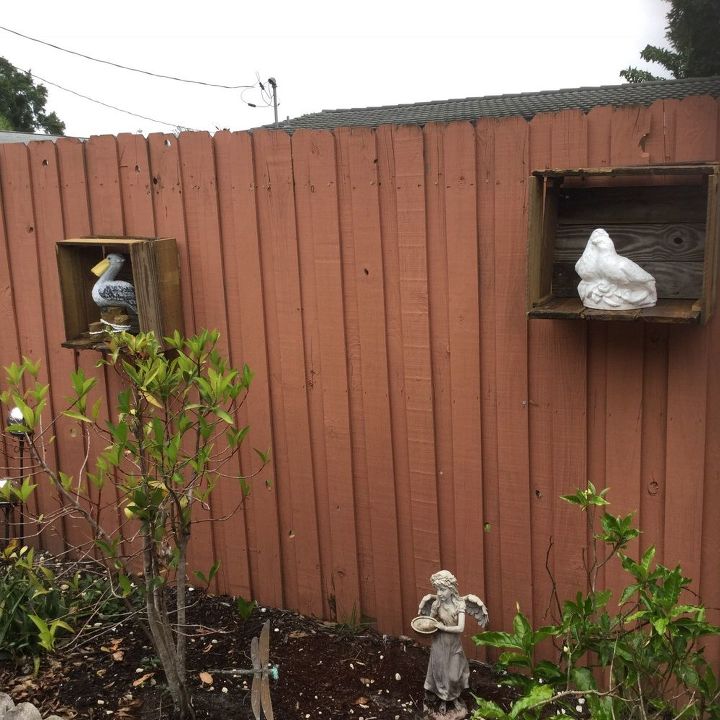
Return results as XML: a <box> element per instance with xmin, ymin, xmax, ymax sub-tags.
<box><xmin>0</xmin><ymin>24</ymin><xmax>254</xmax><ymax>90</ymax></box>
<box><xmin>28</xmin><ymin>70</ymin><xmax>198</xmax><ymax>131</ymax></box>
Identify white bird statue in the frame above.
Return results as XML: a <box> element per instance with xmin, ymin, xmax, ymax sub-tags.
<box><xmin>575</xmin><ymin>228</ymin><xmax>657</xmax><ymax>310</ymax></box>
<box><xmin>90</xmin><ymin>253</ymin><xmax>138</xmax><ymax>316</ymax></box>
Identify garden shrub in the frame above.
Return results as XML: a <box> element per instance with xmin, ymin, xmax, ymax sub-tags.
<box><xmin>472</xmin><ymin>484</ymin><xmax>720</xmax><ymax>719</ymax></box>
<box><xmin>0</xmin><ymin>329</ymin><xmax>267</xmax><ymax>719</ymax></box>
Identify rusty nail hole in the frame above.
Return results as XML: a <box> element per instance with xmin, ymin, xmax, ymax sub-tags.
<box><xmin>41</xmin><ymin>159</ymin><xmax>49</xmax><ymax>167</ymax></box>
<box><xmin>363</xmin><ymin>268</ymin><xmax>369</xmax><ymax>275</ymax></box>
<box><xmin>152</xmin><ymin>176</ymin><xmax>159</xmax><ymax>185</ymax></box>
<box><xmin>534</xmin><ymin>489</ymin><xmax>543</xmax><ymax>499</ymax></box>
<box><xmin>135</xmin><ymin>164</ymin><xmax>140</xmax><ymax>173</ymax></box>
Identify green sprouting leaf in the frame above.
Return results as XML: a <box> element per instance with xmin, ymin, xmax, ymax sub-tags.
<box><xmin>215</xmin><ymin>408</ymin><xmax>234</xmax><ymax>425</ymax></box>
<box><xmin>118</xmin><ymin>574</ymin><xmax>132</xmax><ymax>597</ymax></box>
<box><xmin>64</xmin><ymin>409</ymin><xmax>91</xmax><ymax>423</ymax></box>
<box><xmin>254</xmin><ymin>448</ymin><xmax>270</xmax><ymax>464</ymax></box>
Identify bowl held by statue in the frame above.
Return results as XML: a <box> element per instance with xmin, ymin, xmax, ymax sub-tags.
<box><xmin>411</xmin><ymin>616</ymin><xmax>440</xmax><ymax>634</ymax></box>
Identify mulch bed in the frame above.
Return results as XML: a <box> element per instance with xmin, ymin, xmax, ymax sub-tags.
<box><xmin>0</xmin><ymin>591</ymin><xmax>512</xmax><ymax>719</ymax></box>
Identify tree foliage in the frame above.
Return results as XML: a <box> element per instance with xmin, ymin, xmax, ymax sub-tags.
<box><xmin>621</xmin><ymin>0</ymin><xmax>720</xmax><ymax>83</ymax></box>
<box><xmin>0</xmin><ymin>330</ymin><xmax>268</xmax><ymax>719</ymax></box>
<box><xmin>0</xmin><ymin>57</ymin><xmax>65</xmax><ymax>135</ymax></box>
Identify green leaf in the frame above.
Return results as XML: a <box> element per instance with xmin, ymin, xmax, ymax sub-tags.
<box><xmin>472</xmin><ymin>698</ymin><xmax>508</xmax><ymax>719</ymax></box>
<box><xmin>64</xmin><ymin>409</ymin><xmax>91</xmax><ymax>423</ymax></box>
<box><xmin>215</xmin><ymin>408</ymin><xmax>234</xmax><ymax>425</ymax></box>
<box><xmin>509</xmin><ymin>684</ymin><xmax>553</xmax><ymax>719</ymax></box>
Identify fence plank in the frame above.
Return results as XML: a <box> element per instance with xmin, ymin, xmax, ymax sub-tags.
<box><xmin>382</xmin><ymin>124</ymin><xmax>441</xmax><ymax>622</ymax></box>
<box><xmin>54</xmin><ymin>138</ymin><xmax>96</xmax><ymax>554</ymax></box>
<box><xmin>527</xmin><ymin>113</ymin><xmax>558</xmax><ymax>628</ymax></box>
<box><xmin>147</xmin><ymin>134</ymin><xmax>196</xmax><ymax>334</ymax></box>
<box><xmin>252</xmin><ymin>129</ymin><xmax>324</xmax><ymax>618</ymax></box>
<box><xmin>212</xmin><ymin>130</ymin><xmax>282</xmax><ymax>605</ymax></box>
<box><xmin>0</xmin><ymin>143</ymin><xmax>52</xmax><ymax>543</ymax></box>
<box><xmin>663</xmin><ymin>97</ymin><xmax>717</xmax><ymax>590</ymax></box>
<box><xmin>547</xmin><ymin>112</ymin><xmax>589</xmax><ymax>608</ymax></box>
<box><xmin>423</xmin><ymin>123</ymin><xmax>456</xmax><ymax>578</ymax></box>
<box><xmin>27</xmin><ymin>140</ymin><xmax>82</xmax><ymax>555</ymax></box>
<box><xmin>336</xmin><ymin>126</ymin><xmax>404</xmax><ymax>633</ymax></box>
<box><xmin>335</xmin><ymin>127</ymin><xmax>376</xmax><ymax>621</ymax></box>
<box><xmin>442</xmin><ymin>122</ymin><xmax>485</xmax><ymax>614</ymax></box>
<box><xmin>493</xmin><ymin>117</ymin><xmax>533</xmax><ymax>627</ymax></box>
<box><xmin>176</xmin><ymin>131</ymin><xmax>242</xmax><ymax>593</ymax></box>
<box><xmin>291</xmin><ymin>128</ymin><xmax>361</xmax><ymax>620</ymax></box>
<box><xmin>475</xmin><ymin>118</ymin><xmax>502</xmax><ymax>643</ymax></box>
<box><xmin>376</xmin><ymin>124</ymin><xmax>416</xmax><ymax>628</ymax></box>
<box><xmin>84</xmin><ymin>135</ymin><xmax>133</xmax><ymax>557</ymax></box>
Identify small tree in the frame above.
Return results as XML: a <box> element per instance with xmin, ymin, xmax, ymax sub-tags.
<box><xmin>0</xmin><ymin>330</ymin><xmax>268</xmax><ymax>719</ymax></box>
<box><xmin>0</xmin><ymin>57</ymin><xmax>65</xmax><ymax>134</ymax></box>
<box><xmin>621</xmin><ymin>0</ymin><xmax>720</xmax><ymax>82</ymax></box>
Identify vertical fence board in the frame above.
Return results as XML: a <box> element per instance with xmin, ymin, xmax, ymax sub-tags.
<box><xmin>443</xmin><ymin>122</ymin><xmax>484</xmax><ymax>613</ymax></box>
<box><xmin>663</xmin><ymin>97</ymin><xmax>717</xmax><ymax>588</ymax></box>
<box><xmin>147</xmin><ymin>134</ymin><xmax>196</xmax><ymax>335</ymax></box>
<box><xmin>584</xmin><ymin>106</ymin><xmax>613</xmax><ymax>590</ymax></box>
<box><xmin>212</xmin><ymin>130</ymin><xmax>282</xmax><ymax>605</ymax></box>
<box><xmin>527</xmin><ymin>114</ymin><xmax>556</xmax><ymax>626</ymax></box>
<box><xmin>547</xmin><ymin>112</ymin><xmax>589</xmax><ymax>606</ymax></box>
<box><xmin>27</xmin><ymin>140</ymin><xmax>80</xmax><ymax>555</ymax></box>
<box><xmin>176</xmin><ymin>132</ymin><xmax>230</xmax><ymax>587</ymax></box>
<box><xmin>55</xmin><ymin>138</ymin><xmax>95</xmax><ymax>553</ymax></box>
<box><xmin>475</xmin><ymin>118</ymin><xmax>502</xmax><ymax>641</ymax></box>
<box><xmin>639</xmin><ymin>327</ymin><xmax>668</xmax><ymax>562</ymax></box>
<box><xmin>84</xmin><ymin>136</ymin><xmax>132</xmax><ymax>553</ymax></box>
<box><xmin>384</xmin><ymin>125</ymin><xmax>441</xmax><ymax>615</ymax></box>
<box><xmin>291</xmin><ymin>129</ymin><xmax>361</xmax><ymax>620</ymax></box>
<box><xmin>376</xmin><ymin>125</ymin><xmax>416</xmax><ymax>627</ymax></box>
<box><xmin>335</xmin><ymin>127</ymin><xmax>376</xmax><ymax>620</ymax></box>
<box><xmin>423</xmin><ymin>124</ymin><xmax>456</xmax><ymax>575</ymax></box>
<box><xmin>338</xmin><ymin>126</ymin><xmax>404</xmax><ymax>633</ymax></box>
<box><xmin>493</xmin><ymin>117</ymin><xmax>533</xmax><ymax>627</ymax></box>
<box><xmin>0</xmin><ymin>143</ymin><xmax>52</xmax><ymax>540</ymax></box>
<box><xmin>601</xmin><ymin>109</ymin><xmax>650</xmax><ymax>603</ymax></box>
<box><xmin>252</xmin><ymin>130</ymin><xmax>324</xmax><ymax>618</ymax></box>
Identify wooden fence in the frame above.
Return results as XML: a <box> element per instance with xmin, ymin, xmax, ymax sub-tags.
<box><xmin>1</xmin><ymin>95</ymin><xmax>719</xmax><ymax>664</ymax></box>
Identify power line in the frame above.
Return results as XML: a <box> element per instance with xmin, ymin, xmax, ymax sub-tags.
<box><xmin>0</xmin><ymin>24</ymin><xmax>254</xmax><ymax>90</ymax></box>
<box><xmin>28</xmin><ymin>70</ymin><xmax>198</xmax><ymax>131</ymax></box>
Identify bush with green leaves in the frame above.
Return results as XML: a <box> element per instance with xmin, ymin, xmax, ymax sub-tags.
<box><xmin>0</xmin><ymin>542</ymin><xmax>130</xmax><ymax>668</ymax></box>
<box><xmin>0</xmin><ymin>329</ymin><xmax>268</xmax><ymax>720</ymax></box>
<box><xmin>472</xmin><ymin>484</ymin><xmax>720</xmax><ymax>720</ymax></box>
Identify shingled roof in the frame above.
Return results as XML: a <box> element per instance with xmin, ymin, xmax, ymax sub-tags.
<box><xmin>268</xmin><ymin>76</ymin><xmax>720</xmax><ymax>131</ymax></box>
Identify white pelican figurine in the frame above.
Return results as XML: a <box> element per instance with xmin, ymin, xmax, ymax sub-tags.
<box><xmin>575</xmin><ymin>228</ymin><xmax>657</xmax><ymax>310</ymax></box>
<box><xmin>90</xmin><ymin>253</ymin><xmax>138</xmax><ymax>316</ymax></box>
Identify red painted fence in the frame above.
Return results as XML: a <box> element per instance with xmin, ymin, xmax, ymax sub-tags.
<box><xmin>1</xmin><ymin>96</ymin><xmax>719</xmax><ymax>664</ymax></box>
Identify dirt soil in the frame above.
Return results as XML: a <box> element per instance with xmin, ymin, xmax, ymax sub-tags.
<box><xmin>0</xmin><ymin>591</ymin><xmax>513</xmax><ymax>720</ymax></box>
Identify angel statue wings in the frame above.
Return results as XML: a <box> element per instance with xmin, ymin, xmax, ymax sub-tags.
<box><xmin>415</xmin><ymin>570</ymin><xmax>488</xmax><ymax>719</ymax></box>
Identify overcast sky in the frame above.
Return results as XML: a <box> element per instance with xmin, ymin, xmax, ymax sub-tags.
<box><xmin>1</xmin><ymin>0</ymin><xmax>670</xmax><ymax>138</ymax></box>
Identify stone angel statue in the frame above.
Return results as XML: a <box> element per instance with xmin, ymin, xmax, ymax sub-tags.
<box><xmin>415</xmin><ymin>570</ymin><xmax>488</xmax><ymax>719</ymax></box>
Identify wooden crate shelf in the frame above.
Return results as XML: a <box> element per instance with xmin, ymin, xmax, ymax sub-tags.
<box><xmin>527</xmin><ymin>164</ymin><xmax>720</xmax><ymax>324</ymax></box>
<box><xmin>56</xmin><ymin>236</ymin><xmax>183</xmax><ymax>350</ymax></box>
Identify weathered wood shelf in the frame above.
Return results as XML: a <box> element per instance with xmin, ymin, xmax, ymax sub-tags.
<box><xmin>527</xmin><ymin>164</ymin><xmax>720</xmax><ymax>324</ymax></box>
<box><xmin>56</xmin><ymin>236</ymin><xmax>183</xmax><ymax>350</ymax></box>
<box><xmin>528</xmin><ymin>297</ymin><xmax>701</xmax><ymax>323</ymax></box>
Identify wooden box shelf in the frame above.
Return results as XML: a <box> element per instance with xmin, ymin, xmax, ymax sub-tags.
<box><xmin>527</xmin><ymin>164</ymin><xmax>720</xmax><ymax>324</ymax></box>
<box><xmin>56</xmin><ymin>237</ymin><xmax>183</xmax><ymax>350</ymax></box>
